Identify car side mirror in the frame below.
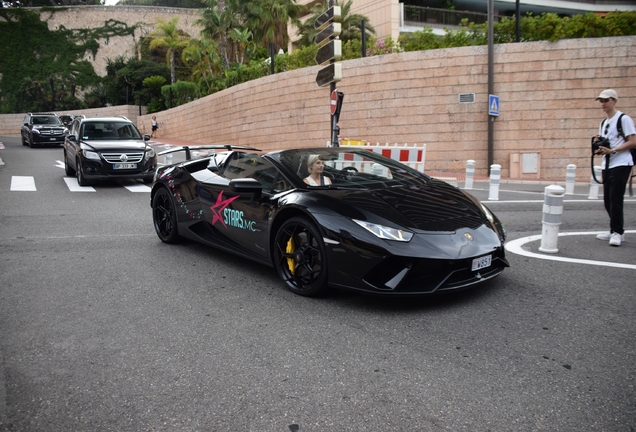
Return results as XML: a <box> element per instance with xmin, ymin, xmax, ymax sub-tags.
<box><xmin>229</xmin><ymin>178</ymin><xmax>263</xmax><ymax>199</ymax></box>
<box><xmin>67</xmin><ymin>134</ymin><xmax>77</xmax><ymax>142</ymax></box>
<box><xmin>144</xmin><ymin>134</ymin><xmax>151</xmax><ymax>141</ymax></box>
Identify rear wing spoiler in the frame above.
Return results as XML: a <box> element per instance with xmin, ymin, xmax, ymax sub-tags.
<box><xmin>157</xmin><ymin>144</ymin><xmax>262</xmax><ymax>161</ymax></box>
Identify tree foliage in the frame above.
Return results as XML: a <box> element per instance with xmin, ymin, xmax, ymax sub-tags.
<box><xmin>0</xmin><ymin>9</ymin><xmax>137</xmax><ymax>113</ymax></box>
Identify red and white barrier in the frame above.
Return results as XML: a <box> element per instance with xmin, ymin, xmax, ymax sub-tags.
<box><xmin>333</xmin><ymin>141</ymin><xmax>427</xmax><ymax>173</ymax></box>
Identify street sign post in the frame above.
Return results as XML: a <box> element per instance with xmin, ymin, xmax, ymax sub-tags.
<box><xmin>315</xmin><ymin>23</ymin><xmax>341</xmax><ymax>46</ymax></box>
<box><xmin>315</xmin><ymin>63</ymin><xmax>342</xmax><ymax>88</ymax></box>
<box><xmin>489</xmin><ymin>94</ymin><xmax>500</xmax><ymax>116</ymax></box>
<box><xmin>315</xmin><ymin>1</ymin><xmax>343</xmax><ymax>146</ymax></box>
<box><xmin>314</xmin><ymin>6</ymin><xmax>341</xmax><ymax>31</ymax></box>
<box><xmin>316</xmin><ymin>39</ymin><xmax>342</xmax><ymax>66</ymax></box>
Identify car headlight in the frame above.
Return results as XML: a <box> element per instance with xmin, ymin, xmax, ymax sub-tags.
<box><xmin>353</xmin><ymin>219</ymin><xmax>413</xmax><ymax>242</ymax></box>
<box><xmin>145</xmin><ymin>147</ymin><xmax>156</xmax><ymax>159</ymax></box>
<box><xmin>83</xmin><ymin>150</ymin><xmax>100</xmax><ymax>161</ymax></box>
<box><xmin>32</xmin><ymin>129</ymin><xmax>40</xmax><ymax>135</ymax></box>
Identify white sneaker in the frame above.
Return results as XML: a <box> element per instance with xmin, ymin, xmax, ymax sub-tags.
<box><xmin>597</xmin><ymin>232</ymin><xmax>625</xmax><ymax>241</ymax></box>
<box><xmin>609</xmin><ymin>232</ymin><xmax>622</xmax><ymax>246</ymax></box>
<box><xmin>596</xmin><ymin>232</ymin><xmax>611</xmax><ymax>240</ymax></box>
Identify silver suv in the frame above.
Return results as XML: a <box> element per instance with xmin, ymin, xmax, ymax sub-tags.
<box><xmin>63</xmin><ymin>116</ymin><xmax>157</xmax><ymax>186</ymax></box>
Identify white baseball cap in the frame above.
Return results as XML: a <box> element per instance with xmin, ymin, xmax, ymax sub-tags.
<box><xmin>595</xmin><ymin>89</ymin><xmax>618</xmax><ymax>100</ymax></box>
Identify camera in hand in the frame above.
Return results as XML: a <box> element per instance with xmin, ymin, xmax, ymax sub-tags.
<box><xmin>591</xmin><ymin>136</ymin><xmax>611</xmax><ymax>154</ymax></box>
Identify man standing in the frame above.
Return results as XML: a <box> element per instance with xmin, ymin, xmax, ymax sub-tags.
<box><xmin>593</xmin><ymin>89</ymin><xmax>636</xmax><ymax>247</ymax></box>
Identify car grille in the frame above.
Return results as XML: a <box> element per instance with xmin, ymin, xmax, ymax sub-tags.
<box><xmin>102</xmin><ymin>152</ymin><xmax>144</xmax><ymax>163</ymax></box>
<box><xmin>39</xmin><ymin>128</ymin><xmax>65</xmax><ymax>135</ymax></box>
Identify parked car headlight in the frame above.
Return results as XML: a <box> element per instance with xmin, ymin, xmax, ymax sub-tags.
<box><xmin>353</xmin><ymin>219</ymin><xmax>413</xmax><ymax>242</ymax></box>
<box><xmin>83</xmin><ymin>150</ymin><xmax>100</xmax><ymax>161</ymax></box>
<box><xmin>145</xmin><ymin>147</ymin><xmax>156</xmax><ymax>159</ymax></box>
<box><xmin>31</xmin><ymin>129</ymin><xmax>40</xmax><ymax>135</ymax></box>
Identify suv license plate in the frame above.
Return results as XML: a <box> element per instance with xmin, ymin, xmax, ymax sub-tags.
<box><xmin>472</xmin><ymin>255</ymin><xmax>492</xmax><ymax>271</ymax></box>
<box><xmin>113</xmin><ymin>163</ymin><xmax>137</xmax><ymax>169</ymax></box>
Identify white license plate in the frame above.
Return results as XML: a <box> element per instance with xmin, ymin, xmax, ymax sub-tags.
<box><xmin>113</xmin><ymin>163</ymin><xmax>137</xmax><ymax>169</ymax></box>
<box><xmin>472</xmin><ymin>255</ymin><xmax>492</xmax><ymax>271</ymax></box>
<box><xmin>50</xmin><ymin>137</ymin><xmax>57</xmax><ymax>141</ymax></box>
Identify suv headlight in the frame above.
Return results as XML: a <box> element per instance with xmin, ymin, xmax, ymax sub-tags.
<box><xmin>353</xmin><ymin>219</ymin><xmax>413</xmax><ymax>242</ymax></box>
<box><xmin>145</xmin><ymin>147</ymin><xmax>156</xmax><ymax>159</ymax></box>
<box><xmin>83</xmin><ymin>150</ymin><xmax>100</xmax><ymax>161</ymax></box>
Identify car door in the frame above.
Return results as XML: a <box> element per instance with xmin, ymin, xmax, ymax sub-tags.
<box><xmin>65</xmin><ymin>119</ymin><xmax>82</xmax><ymax>167</ymax></box>
<box><xmin>199</xmin><ymin>153</ymin><xmax>280</xmax><ymax>261</ymax></box>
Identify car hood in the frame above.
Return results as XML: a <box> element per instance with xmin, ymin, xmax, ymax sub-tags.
<box><xmin>81</xmin><ymin>140</ymin><xmax>149</xmax><ymax>151</ymax></box>
<box><xmin>315</xmin><ymin>179</ymin><xmax>489</xmax><ymax>232</ymax></box>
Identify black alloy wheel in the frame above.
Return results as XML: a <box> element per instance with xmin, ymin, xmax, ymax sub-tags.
<box><xmin>274</xmin><ymin>216</ymin><xmax>328</xmax><ymax>297</ymax></box>
<box><xmin>152</xmin><ymin>187</ymin><xmax>180</xmax><ymax>243</ymax></box>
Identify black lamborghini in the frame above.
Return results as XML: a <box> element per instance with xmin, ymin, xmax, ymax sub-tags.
<box><xmin>151</xmin><ymin>145</ymin><xmax>508</xmax><ymax>297</ymax></box>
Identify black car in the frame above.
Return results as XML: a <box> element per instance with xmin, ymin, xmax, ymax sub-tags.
<box><xmin>63</xmin><ymin>116</ymin><xmax>157</xmax><ymax>186</ymax></box>
<box><xmin>21</xmin><ymin>112</ymin><xmax>67</xmax><ymax>147</ymax></box>
<box><xmin>151</xmin><ymin>146</ymin><xmax>509</xmax><ymax>297</ymax></box>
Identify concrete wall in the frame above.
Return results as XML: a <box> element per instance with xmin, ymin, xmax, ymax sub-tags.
<box><xmin>135</xmin><ymin>36</ymin><xmax>636</xmax><ymax>181</ymax></box>
<box><xmin>38</xmin><ymin>6</ymin><xmax>201</xmax><ymax>76</ymax></box>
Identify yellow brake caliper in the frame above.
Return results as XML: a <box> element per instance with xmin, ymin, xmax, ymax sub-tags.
<box><xmin>286</xmin><ymin>237</ymin><xmax>295</xmax><ymax>274</ymax></box>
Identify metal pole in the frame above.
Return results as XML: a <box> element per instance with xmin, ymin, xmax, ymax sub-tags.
<box><xmin>487</xmin><ymin>0</ymin><xmax>494</xmax><ymax>173</ymax></box>
<box><xmin>516</xmin><ymin>0</ymin><xmax>520</xmax><ymax>42</ymax></box>
<box><xmin>270</xmin><ymin>43</ymin><xmax>275</xmax><ymax>74</ymax></box>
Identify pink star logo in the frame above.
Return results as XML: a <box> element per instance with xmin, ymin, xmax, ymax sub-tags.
<box><xmin>210</xmin><ymin>190</ymin><xmax>239</xmax><ymax>228</ymax></box>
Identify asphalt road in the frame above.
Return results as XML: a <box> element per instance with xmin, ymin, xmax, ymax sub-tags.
<box><xmin>0</xmin><ymin>136</ymin><xmax>634</xmax><ymax>431</ymax></box>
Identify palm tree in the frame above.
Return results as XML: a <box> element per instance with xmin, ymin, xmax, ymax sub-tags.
<box><xmin>149</xmin><ymin>17</ymin><xmax>191</xmax><ymax>83</ymax></box>
<box><xmin>228</xmin><ymin>28</ymin><xmax>253</xmax><ymax>63</ymax></box>
<box><xmin>197</xmin><ymin>0</ymin><xmax>242</xmax><ymax>69</ymax></box>
<box><xmin>182</xmin><ymin>37</ymin><xmax>223</xmax><ymax>91</ymax></box>
<box><xmin>240</xmin><ymin>0</ymin><xmax>302</xmax><ymax>52</ymax></box>
<box><xmin>296</xmin><ymin>0</ymin><xmax>375</xmax><ymax>47</ymax></box>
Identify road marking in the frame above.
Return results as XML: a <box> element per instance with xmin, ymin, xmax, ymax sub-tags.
<box><xmin>11</xmin><ymin>176</ymin><xmax>36</xmax><ymax>191</ymax></box>
<box><xmin>505</xmin><ymin>231</ymin><xmax>636</xmax><ymax>270</ymax></box>
<box><xmin>55</xmin><ymin>160</ymin><xmax>65</xmax><ymax>169</ymax></box>
<box><xmin>63</xmin><ymin>177</ymin><xmax>96</xmax><ymax>192</ymax></box>
<box><xmin>124</xmin><ymin>184</ymin><xmax>151</xmax><ymax>192</ymax></box>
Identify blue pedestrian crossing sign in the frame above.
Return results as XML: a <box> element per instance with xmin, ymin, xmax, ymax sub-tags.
<box><xmin>489</xmin><ymin>94</ymin><xmax>500</xmax><ymax>116</ymax></box>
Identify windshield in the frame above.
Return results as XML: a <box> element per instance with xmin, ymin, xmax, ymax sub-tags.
<box><xmin>81</xmin><ymin>121</ymin><xmax>142</xmax><ymax>140</ymax></box>
<box><xmin>32</xmin><ymin>116</ymin><xmax>61</xmax><ymax>126</ymax></box>
<box><xmin>270</xmin><ymin>148</ymin><xmax>430</xmax><ymax>189</ymax></box>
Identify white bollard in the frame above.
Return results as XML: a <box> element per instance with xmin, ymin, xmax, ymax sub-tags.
<box><xmin>565</xmin><ymin>164</ymin><xmax>576</xmax><ymax>195</ymax></box>
<box><xmin>465</xmin><ymin>160</ymin><xmax>475</xmax><ymax>190</ymax></box>
<box><xmin>488</xmin><ymin>164</ymin><xmax>501</xmax><ymax>201</ymax></box>
<box><xmin>588</xmin><ymin>166</ymin><xmax>602</xmax><ymax>200</ymax></box>
<box><xmin>539</xmin><ymin>185</ymin><xmax>565</xmax><ymax>253</ymax></box>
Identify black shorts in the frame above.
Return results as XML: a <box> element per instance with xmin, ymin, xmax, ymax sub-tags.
<box><xmin>152</xmin><ymin>125</ymin><xmax>158</xmax><ymax>131</ymax></box>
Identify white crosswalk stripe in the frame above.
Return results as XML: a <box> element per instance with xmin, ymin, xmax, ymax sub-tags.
<box><xmin>124</xmin><ymin>184</ymin><xmax>152</xmax><ymax>192</ymax></box>
<box><xmin>10</xmin><ymin>176</ymin><xmax>151</xmax><ymax>193</ymax></box>
<box><xmin>10</xmin><ymin>176</ymin><xmax>37</xmax><ymax>191</ymax></box>
<box><xmin>63</xmin><ymin>177</ymin><xmax>96</xmax><ymax>192</ymax></box>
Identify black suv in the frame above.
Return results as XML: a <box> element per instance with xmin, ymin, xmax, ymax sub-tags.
<box><xmin>63</xmin><ymin>116</ymin><xmax>157</xmax><ymax>186</ymax></box>
<box><xmin>21</xmin><ymin>112</ymin><xmax>67</xmax><ymax>147</ymax></box>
